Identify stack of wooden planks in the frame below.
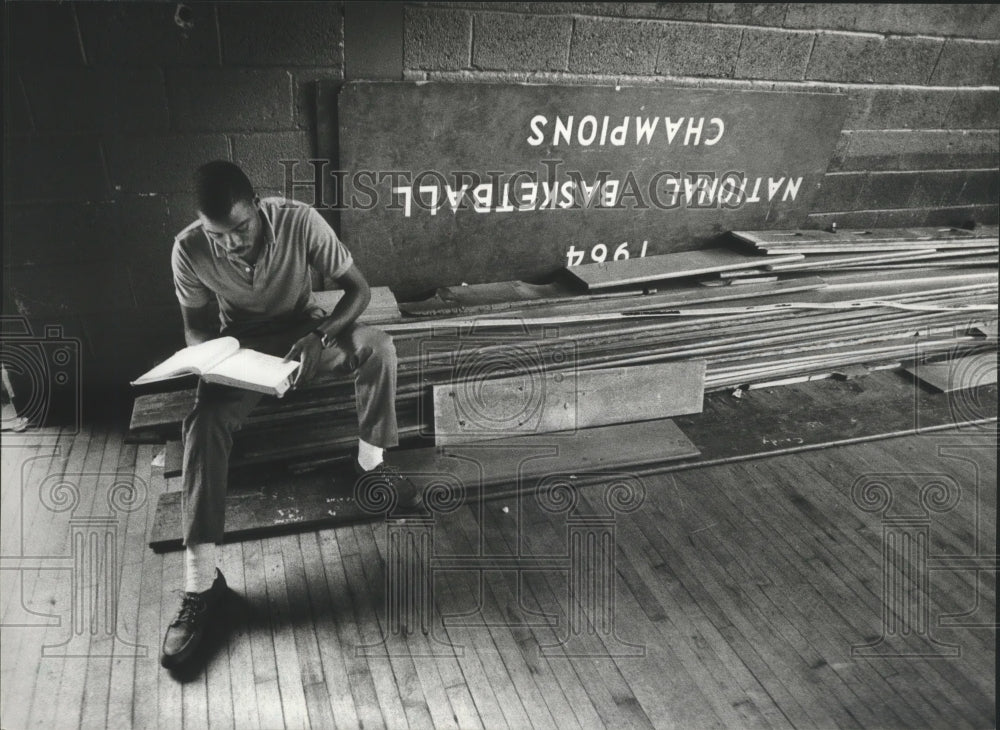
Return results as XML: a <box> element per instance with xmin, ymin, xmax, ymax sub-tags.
<box><xmin>129</xmin><ymin>227</ymin><xmax>998</xmax><ymax>472</ymax></box>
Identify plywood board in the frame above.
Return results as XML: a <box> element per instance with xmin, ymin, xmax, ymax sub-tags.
<box><xmin>339</xmin><ymin>82</ymin><xmax>848</xmax><ymax>298</ymax></box>
<box><xmin>433</xmin><ymin>360</ymin><xmax>705</xmax><ymax>445</ymax></box>
<box><xmin>565</xmin><ymin>249</ymin><xmax>803</xmax><ymax>290</ymax></box>
<box><xmin>905</xmin><ymin>351</ymin><xmax>998</xmax><ymax>392</ymax></box>
<box><xmin>148</xmin><ymin>418</ymin><xmax>701</xmax><ymax>551</ymax></box>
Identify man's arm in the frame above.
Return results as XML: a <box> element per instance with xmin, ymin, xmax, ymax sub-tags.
<box><xmin>283</xmin><ymin>264</ymin><xmax>371</xmax><ymax>387</ymax></box>
<box><xmin>313</xmin><ymin>264</ymin><xmax>371</xmax><ymax>340</ymax></box>
<box><xmin>179</xmin><ymin>304</ymin><xmax>218</xmax><ymax>347</ymax></box>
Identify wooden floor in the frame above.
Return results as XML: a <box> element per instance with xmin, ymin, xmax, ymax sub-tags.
<box><xmin>1</xmin><ymin>420</ymin><xmax>995</xmax><ymax>729</ymax></box>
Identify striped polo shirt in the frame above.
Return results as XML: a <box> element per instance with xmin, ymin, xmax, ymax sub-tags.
<box><xmin>171</xmin><ymin>198</ymin><xmax>353</xmax><ymax>329</ymax></box>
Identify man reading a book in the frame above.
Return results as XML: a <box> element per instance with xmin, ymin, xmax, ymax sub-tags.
<box><xmin>160</xmin><ymin>160</ymin><xmax>415</xmax><ymax>670</ymax></box>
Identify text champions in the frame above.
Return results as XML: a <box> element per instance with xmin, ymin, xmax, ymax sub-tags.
<box><xmin>527</xmin><ymin>115</ymin><xmax>725</xmax><ymax>147</ymax></box>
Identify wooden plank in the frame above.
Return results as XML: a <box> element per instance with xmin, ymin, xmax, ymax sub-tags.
<box><xmin>733</xmin><ymin>225</ymin><xmax>999</xmax><ymax>246</ymax></box>
<box><xmin>565</xmin><ymin>249</ymin><xmax>804</xmax><ymax>291</ymax></box>
<box><xmin>259</xmin><ymin>537</ymin><xmax>311</xmax><ymax>729</ymax></box>
<box><xmin>148</xmin><ymin>419</ymin><xmax>701</xmax><ymax>551</ymax></box>
<box><xmin>164</xmin><ymin>439</ymin><xmax>183</xmax><ymax>479</ymax></box>
<box><xmin>905</xmin><ymin>351</ymin><xmax>998</xmax><ymax>392</ymax></box>
<box><xmin>241</xmin><ymin>539</ymin><xmax>286</xmax><ymax>730</ymax></box>
<box><xmin>433</xmin><ymin>360</ymin><xmax>705</xmax><ymax>445</ymax></box>
<box><xmin>763</xmin><ymin>248</ymin><xmax>934</xmax><ymax>270</ymax></box>
<box><xmin>765</xmin><ymin>247</ymin><xmax>995</xmax><ymax>271</ymax></box>
<box><xmin>218</xmin><ymin>541</ymin><xmax>263</xmax><ymax>730</ymax></box>
<box><xmin>312</xmin><ymin>531</ymin><xmax>387</xmax><ymax>730</ymax></box>
<box><xmin>333</xmin><ymin>526</ymin><xmax>411</xmax><ymax>729</ymax></box>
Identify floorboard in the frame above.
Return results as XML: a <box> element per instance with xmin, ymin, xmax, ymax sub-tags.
<box><xmin>2</xmin><ymin>419</ymin><xmax>994</xmax><ymax>728</ymax></box>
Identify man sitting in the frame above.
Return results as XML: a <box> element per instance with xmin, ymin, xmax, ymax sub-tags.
<box><xmin>160</xmin><ymin>160</ymin><xmax>413</xmax><ymax>670</ymax></box>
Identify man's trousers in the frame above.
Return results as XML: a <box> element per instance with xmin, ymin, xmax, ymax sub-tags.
<box><xmin>180</xmin><ymin>321</ymin><xmax>398</xmax><ymax>545</ymax></box>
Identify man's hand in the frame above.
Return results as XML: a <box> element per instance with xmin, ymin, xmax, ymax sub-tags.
<box><xmin>283</xmin><ymin>333</ymin><xmax>325</xmax><ymax>389</ymax></box>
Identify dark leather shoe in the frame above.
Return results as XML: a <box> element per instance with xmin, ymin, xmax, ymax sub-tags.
<box><xmin>160</xmin><ymin>569</ymin><xmax>227</xmax><ymax>669</ymax></box>
<box><xmin>354</xmin><ymin>457</ymin><xmax>425</xmax><ymax>514</ymax></box>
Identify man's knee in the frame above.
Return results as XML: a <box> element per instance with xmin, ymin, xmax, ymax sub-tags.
<box><xmin>183</xmin><ymin>398</ymin><xmax>245</xmax><ymax>439</ymax></box>
<box><xmin>354</xmin><ymin>326</ymin><xmax>396</xmax><ymax>368</ymax></box>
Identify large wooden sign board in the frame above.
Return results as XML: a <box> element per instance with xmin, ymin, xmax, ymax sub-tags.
<box><xmin>338</xmin><ymin>82</ymin><xmax>848</xmax><ymax>298</ymax></box>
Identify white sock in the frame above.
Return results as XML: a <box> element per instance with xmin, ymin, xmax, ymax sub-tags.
<box><xmin>184</xmin><ymin>543</ymin><xmax>218</xmax><ymax>594</ymax></box>
<box><xmin>357</xmin><ymin>438</ymin><xmax>384</xmax><ymax>471</ymax></box>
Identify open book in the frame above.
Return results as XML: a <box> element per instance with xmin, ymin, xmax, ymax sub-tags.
<box><xmin>131</xmin><ymin>337</ymin><xmax>300</xmax><ymax>397</ymax></box>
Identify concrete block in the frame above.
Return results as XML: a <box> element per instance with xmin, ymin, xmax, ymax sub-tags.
<box><xmin>570</xmin><ymin>17</ymin><xmax>661</xmax><ymax>74</ymax></box>
<box><xmin>865</xmin><ymin>88</ymin><xmax>956</xmax><ymax>129</ymax></box>
<box><xmin>5</xmin><ymin>135</ymin><xmax>109</xmax><ymax>203</ymax></box>
<box><xmin>811</xmin><ymin>173</ymin><xmax>863</xmax><ymax>213</ymax></box>
<box><xmin>231</xmin><ymin>132</ymin><xmax>316</xmax><ymax>193</ymax></box>
<box><xmin>837</xmin><ymin>86</ymin><xmax>876</xmax><ymax>131</ymax></box>
<box><xmin>4</xmin><ymin>197</ymin><xmax>167</xmax><ymax>268</ymax></box>
<box><xmin>623</xmin><ymin>3</ymin><xmax>709</xmax><ymax>21</ymax></box>
<box><xmin>910</xmin><ymin>170</ymin><xmax>966</xmax><ymax>208</ymax></box>
<box><xmin>878</xmin><ymin>36</ymin><xmax>944</xmax><ymax>85</ymax></box>
<box><xmin>946</xmin><ymin>89</ymin><xmax>1000</xmax><ymax>130</ymax></box>
<box><xmin>958</xmin><ymin>169</ymin><xmax>1000</xmax><ymax>206</ymax></box>
<box><xmin>785</xmin><ymin>3</ymin><xmax>1000</xmax><ymax>40</ymax></box>
<box><xmin>472</xmin><ymin>13</ymin><xmax>572</xmax><ymax>71</ymax></box>
<box><xmin>6</xmin><ymin>2</ymin><xmax>85</xmax><ymax>66</ymax></box>
<box><xmin>219</xmin><ymin>1</ymin><xmax>342</xmax><ymax>66</ymax></box>
<box><xmin>734</xmin><ymin>27</ymin><xmax>813</xmax><ymax>81</ymax></box>
<box><xmin>104</xmin><ymin>135</ymin><xmax>230</xmax><ymax>194</ymax></box>
<box><xmin>404</xmin><ymin>7</ymin><xmax>472</xmax><ymax>70</ymax></box>
<box><xmin>858</xmin><ymin>171</ymin><xmax>919</xmax><ymax>210</ymax></box>
<box><xmin>166</xmin><ymin>69</ymin><xmax>294</xmax><ymax>132</ymax></box>
<box><xmin>165</xmin><ymin>194</ymin><xmax>200</xmax><ymax>239</ymax></box>
<box><xmin>22</xmin><ymin>68</ymin><xmax>169</xmax><ymax>133</ymax></box>
<box><xmin>530</xmin><ymin>3</ymin><xmax>628</xmax><ymax>16</ymax></box>
<box><xmin>76</xmin><ymin>2</ymin><xmax>220</xmax><ymax>66</ymax></box>
<box><xmin>806</xmin><ymin>33</ymin><xmax>881</xmax><ymax>83</ymax></box>
<box><xmin>709</xmin><ymin>4</ymin><xmax>788</xmax><ymax>26</ymax></box>
<box><xmin>807</xmin><ymin>34</ymin><xmax>942</xmax><ymax>85</ymax></box>
<box><xmin>931</xmin><ymin>40</ymin><xmax>1000</xmax><ymax>86</ymax></box>
<box><xmin>5</xmin><ymin>262</ymin><xmax>136</xmax><ymax>318</ymax></box>
<box><xmin>656</xmin><ymin>22</ymin><xmax>742</xmax><ymax>77</ymax></box>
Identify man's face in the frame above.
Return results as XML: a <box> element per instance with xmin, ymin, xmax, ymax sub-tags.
<box><xmin>199</xmin><ymin>198</ymin><xmax>262</xmax><ymax>258</ymax></box>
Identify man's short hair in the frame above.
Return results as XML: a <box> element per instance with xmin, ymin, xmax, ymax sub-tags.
<box><xmin>195</xmin><ymin>161</ymin><xmax>255</xmax><ymax>220</ymax></box>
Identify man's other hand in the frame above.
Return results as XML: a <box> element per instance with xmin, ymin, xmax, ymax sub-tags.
<box><xmin>283</xmin><ymin>334</ymin><xmax>324</xmax><ymax>388</ymax></box>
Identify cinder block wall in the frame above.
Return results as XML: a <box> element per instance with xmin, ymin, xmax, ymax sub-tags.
<box><xmin>3</xmin><ymin>2</ymin><xmax>998</xmax><ymax>412</ymax></box>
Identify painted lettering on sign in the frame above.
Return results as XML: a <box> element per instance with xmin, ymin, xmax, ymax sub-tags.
<box><xmin>390</xmin><ymin>173</ymin><xmax>803</xmax><ymax>217</ymax></box>
<box><xmin>526</xmin><ymin>115</ymin><xmax>725</xmax><ymax>147</ymax></box>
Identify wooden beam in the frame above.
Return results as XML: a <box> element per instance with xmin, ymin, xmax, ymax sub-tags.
<box><xmin>433</xmin><ymin>360</ymin><xmax>706</xmax><ymax>445</ymax></box>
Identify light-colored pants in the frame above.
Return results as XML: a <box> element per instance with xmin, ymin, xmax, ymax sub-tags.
<box><xmin>180</xmin><ymin>321</ymin><xmax>398</xmax><ymax>545</ymax></box>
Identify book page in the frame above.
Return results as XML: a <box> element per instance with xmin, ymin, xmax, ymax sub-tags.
<box><xmin>203</xmin><ymin>348</ymin><xmax>300</xmax><ymax>395</ymax></box>
<box><xmin>132</xmin><ymin>337</ymin><xmax>240</xmax><ymax>385</ymax></box>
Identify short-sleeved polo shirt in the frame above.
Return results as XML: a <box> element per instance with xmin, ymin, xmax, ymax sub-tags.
<box><xmin>171</xmin><ymin>198</ymin><xmax>353</xmax><ymax>329</ymax></box>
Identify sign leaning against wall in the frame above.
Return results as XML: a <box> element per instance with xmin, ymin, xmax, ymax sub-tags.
<box><xmin>337</xmin><ymin>82</ymin><xmax>848</xmax><ymax>297</ymax></box>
